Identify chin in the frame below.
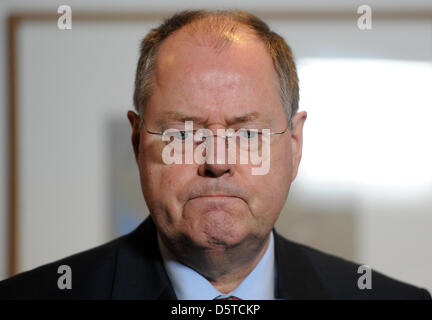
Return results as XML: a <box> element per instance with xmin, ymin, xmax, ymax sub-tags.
<box><xmin>188</xmin><ymin>213</ymin><xmax>251</xmax><ymax>248</ymax></box>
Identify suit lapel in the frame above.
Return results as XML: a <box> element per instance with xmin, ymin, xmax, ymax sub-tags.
<box><xmin>273</xmin><ymin>229</ymin><xmax>329</xmax><ymax>299</ymax></box>
<box><xmin>111</xmin><ymin>217</ymin><xmax>329</xmax><ymax>299</ymax></box>
<box><xmin>111</xmin><ymin>216</ymin><xmax>177</xmax><ymax>300</ymax></box>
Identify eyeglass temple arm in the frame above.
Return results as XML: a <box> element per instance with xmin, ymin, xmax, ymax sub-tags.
<box><xmin>145</xmin><ymin>127</ymin><xmax>289</xmax><ymax>137</ymax></box>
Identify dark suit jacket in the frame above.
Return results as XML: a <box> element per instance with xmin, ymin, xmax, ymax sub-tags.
<box><xmin>0</xmin><ymin>216</ymin><xmax>430</xmax><ymax>299</ymax></box>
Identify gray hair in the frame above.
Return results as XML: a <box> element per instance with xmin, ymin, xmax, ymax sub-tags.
<box><xmin>133</xmin><ymin>10</ymin><xmax>299</xmax><ymax>127</ymax></box>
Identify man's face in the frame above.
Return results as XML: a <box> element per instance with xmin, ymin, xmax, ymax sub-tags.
<box><xmin>129</xmin><ymin>30</ymin><xmax>305</xmax><ymax>251</ymax></box>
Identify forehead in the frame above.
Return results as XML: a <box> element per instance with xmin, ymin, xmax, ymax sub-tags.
<box><xmin>145</xmin><ymin>27</ymin><xmax>283</xmax><ymax>124</ymax></box>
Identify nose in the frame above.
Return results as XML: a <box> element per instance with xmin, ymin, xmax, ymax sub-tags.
<box><xmin>197</xmin><ymin>135</ymin><xmax>234</xmax><ymax>178</ymax></box>
<box><xmin>198</xmin><ymin>162</ymin><xmax>233</xmax><ymax>177</ymax></box>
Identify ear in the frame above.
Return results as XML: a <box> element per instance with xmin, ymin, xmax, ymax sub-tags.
<box><xmin>127</xmin><ymin>110</ymin><xmax>142</xmax><ymax>162</ymax></box>
<box><xmin>289</xmin><ymin>111</ymin><xmax>307</xmax><ymax>182</ymax></box>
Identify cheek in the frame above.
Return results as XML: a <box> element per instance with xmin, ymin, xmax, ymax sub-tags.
<box><xmin>275</xmin><ymin>142</ymin><xmax>294</xmax><ymax>181</ymax></box>
<box><xmin>248</xmin><ymin>142</ymin><xmax>293</xmax><ymax>215</ymax></box>
<box><xmin>139</xmin><ymin>160</ymin><xmax>195</xmax><ymax>211</ymax></box>
<box><xmin>159</xmin><ymin>165</ymin><xmax>189</xmax><ymax>192</ymax></box>
<box><xmin>137</xmin><ymin>137</ymin><xmax>180</xmax><ymax>193</ymax></box>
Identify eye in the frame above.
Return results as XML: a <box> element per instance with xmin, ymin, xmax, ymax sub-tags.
<box><xmin>238</xmin><ymin>129</ymin><xmax>258</xmax><ymax>139</ymax></box>
<box><xmin>172</xmin><ymin>130</ymin><xmax>193</xmax><ymax>141</ymax></box>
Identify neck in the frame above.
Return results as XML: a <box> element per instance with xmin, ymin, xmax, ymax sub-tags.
<box><xmin>159</xmin><ymin>232</ymin><xmax>271</xmax><ymax>294</ymax></box>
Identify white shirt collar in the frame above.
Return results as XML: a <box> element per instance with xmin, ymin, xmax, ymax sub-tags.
<box><xmin>158</xmin><ymin>231</ymin><xmax>275</xmax><ymax>300</ymax></box>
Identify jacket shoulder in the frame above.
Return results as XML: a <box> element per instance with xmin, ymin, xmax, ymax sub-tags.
<box><xmin>278</xmin><ymin>235</ymin><xmax>431</xmax><ymax>299</ymax></box>
<box><xmin>0</xmin><ymin>235</ymin><xmax>126</xmax><ymax>299</ymax></box>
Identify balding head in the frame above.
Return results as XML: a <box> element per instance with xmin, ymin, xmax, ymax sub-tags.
<box><xmin>133</xmin><ymin>10</ymin><xmax>299</xmax><ymax>127</ymax></box>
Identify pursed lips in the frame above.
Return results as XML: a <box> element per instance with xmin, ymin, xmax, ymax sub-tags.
<box><xmin>190</xmin><ymin>194</ymin><xmax>238</xmax><ymax>199</ymax></box>
<box><xmin>185</xmin><ymin>188</ymin><xmax>249</xmax><ymax>204</ymax></box>
<box><xmin>188</xmin><ymin>194</ymin><xmax>243</xmax><ymax>208</ymax></box>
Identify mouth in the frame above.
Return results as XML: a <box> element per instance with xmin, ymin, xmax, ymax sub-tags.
<box><xmin>191</xmin><ymin>194</ymin><xmax>238</xmax><ymax>200</ymax></box>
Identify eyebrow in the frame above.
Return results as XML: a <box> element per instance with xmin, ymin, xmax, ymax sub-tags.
<box><xmin>227</xmin><ymin>112</ymin><xmax>262</xmax><ymax>125</ymax></box>
<box><xmin>155</xmin><ymin>111</ymin><xmax>207</xmax><ymax>126</ymax></box>
<box><xmin>155</xmin><ymin>111</ymin><xmax>269</xmax><ymax>126</ymax></box>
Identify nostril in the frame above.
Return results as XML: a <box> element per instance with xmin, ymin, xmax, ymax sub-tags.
<box><xmin>204</xmin><ymin>169</ymin><xmax>216</xmax><ymax>177</ymax></box>
<box><xmin>203</xmin><ymin>167</ymin><xmax>230</xmax><ymax>178</ymax></box>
